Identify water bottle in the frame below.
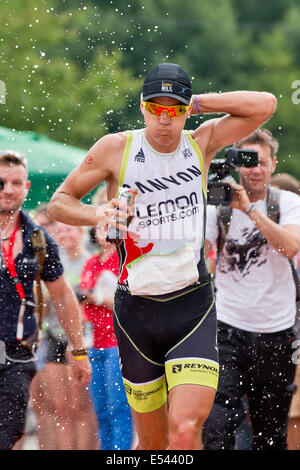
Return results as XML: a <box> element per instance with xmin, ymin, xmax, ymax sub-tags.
<box><xmin>106</xmin><ymin>187</ymin><xmax>138</xmax><ymax>246</ymax></box>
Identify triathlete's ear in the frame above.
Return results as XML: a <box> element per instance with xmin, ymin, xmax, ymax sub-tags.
<box><xmin>140</xmin><ymin>93</ymin><xmax>145</xmax><ymax>115</ymax></box>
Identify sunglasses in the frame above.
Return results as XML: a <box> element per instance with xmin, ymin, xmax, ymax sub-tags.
<box><xmin>142</xmin><ymin>101</ymin><xmax>191</xmax><ymax>118</ymax></box>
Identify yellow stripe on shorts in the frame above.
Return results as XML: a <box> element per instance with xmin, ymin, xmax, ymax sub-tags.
<box><xmin>166</xmin><ymin>357</ymin><xmax>219</xmax><ymax>391</ymax></box>
<box><xmin>123</xmin><ymin>375</ymin><xmax>168</xmax><ymax>413</ymax></box>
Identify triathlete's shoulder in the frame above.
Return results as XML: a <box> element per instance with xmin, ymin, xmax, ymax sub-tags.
<box><xmin>96</xmin><ymin>131</ymin><xmax>128</xmax><ymax>149</ymax></box>
<box><xmin>189</xmin><ymin>118</ymin><xmax>218</xmax><ymax>141</ymax></box>
<box><xmin>86</xmin><ymin>132</ymin><xmax>128</xmax><ymax>165</ymax></box>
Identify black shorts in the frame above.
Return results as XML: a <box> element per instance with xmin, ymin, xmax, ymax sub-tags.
<box><xmin>46</xmin><ymin>332</ymin><xmax>68</xmax><ymax>364</ymax></box>
<box><xmin>113</xmin><ymin>282</ymin><xmax>219</xmax><ymax>413</ymax></box>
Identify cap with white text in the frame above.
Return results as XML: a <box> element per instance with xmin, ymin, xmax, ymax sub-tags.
<box><xmin>142</xmin><ymin>63</ymin><xmax>192</xmax><ymax>105</ymax></box>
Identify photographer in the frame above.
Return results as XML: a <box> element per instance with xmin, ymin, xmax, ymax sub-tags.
<box><xmin>202</xmin><ymin>129</ymin><xmax>300</xmax><ymax>450</ymax></box>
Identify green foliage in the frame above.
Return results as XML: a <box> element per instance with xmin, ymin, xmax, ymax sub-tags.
<box><xmin>232</xmin><ymin>0</ymin><xmax>299</xmax><ymax>28</ymax></box>
<box><xmin>243</xmin><ymin>19</ymin><xmax>300</xmax><ymax>175</ymax></box>
<box><xmin>0</xmin><ymin>0</ymin><xmax>141</xmax><ymax>149</ymax></box>
<box><xmin>0</xmin><ymin>0</ymin><xmax>300</xmax><ymax>179</ymax></box>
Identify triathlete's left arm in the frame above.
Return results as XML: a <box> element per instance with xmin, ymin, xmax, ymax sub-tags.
<box><xmin>189</xmin><ymin>91</ymin><xmax>277</xmax><ymax>164</ymax></box>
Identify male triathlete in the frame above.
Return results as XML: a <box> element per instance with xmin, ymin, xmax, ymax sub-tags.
<box><xmin>48</xmin><ymin>63</ymin><xmax>276</xmax><ymax>450</ymax></box>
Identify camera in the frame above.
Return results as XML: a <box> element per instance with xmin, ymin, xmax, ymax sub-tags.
<box><xmin>207</xmin><ymin>147</ymin><xmax>258</xmax><ymax>205</ymax></box>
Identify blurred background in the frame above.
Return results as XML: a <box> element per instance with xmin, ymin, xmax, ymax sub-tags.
<box><xmin>1</xmin><ymin>0</ymin><xmax>300</xmax><ymax>209</ymax></box>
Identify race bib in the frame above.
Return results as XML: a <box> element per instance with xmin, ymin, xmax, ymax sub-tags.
<box><xmin>126</xmin><ymin>244</ymin><xmax>199</xmax><ymax>296</ymax></box>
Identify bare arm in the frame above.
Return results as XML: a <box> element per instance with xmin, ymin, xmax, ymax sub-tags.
<box><xmin>205</xmin><ymin>239</ymin><xmax>213</xmax><ymax>259</ymax></box>
<box><xmin>45</xmin><ymin>275</ymin><xmax>85</xmax><ymax>349</ymax></box>
<box><xmin>45</xmin><ymin>275</ymin><xmax>91</xmax><ymax>384</ymax></box>
<box><xmin>190</xmin><ymin>91</ymin><xmax>277</xmax><ymax>163</ymax></box>
<box><xmin>48</xmin><ymin>132</ymin><xmax>126</xmax><ymax>227</ymax></box>
<box><xmin>81</xmin><ymin>292</ymin><xmax>114</xmax><ymax>311</ymax></box>
<box><xmin>249</xmin><ymin>216</ymin><xmax>300</xmax><ymax>259</ymax></box>
<box><xmin>230</xmin><ymin>183</ymin><xmax>300</xmax><ymax>259</ymax></box>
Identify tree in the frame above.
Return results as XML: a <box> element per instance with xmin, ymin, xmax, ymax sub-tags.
<box><xmin>1</xmin><ymin>0</ymin><xmax>300</xmax><ymax>178</ymax></box>
<box><xmin>0</xmin><ymin>0</ymin><xmax>141</xmax><ymax>148</ymax></box>
<box><xmin>245</xmin><ymin>20</ymin><xmax>300</xmax><ymax>175</ymax></box>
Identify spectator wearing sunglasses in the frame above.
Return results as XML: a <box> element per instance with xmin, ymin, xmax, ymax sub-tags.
<box><xmin>0</xmin><ymin>151</ymin><xmax>91</xmax><ymax>450</ymax></box>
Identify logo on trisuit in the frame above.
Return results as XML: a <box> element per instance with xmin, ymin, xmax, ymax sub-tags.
<box><xmin>172</xmin><ymin>364</ymin><xmax>182</xmax><ymax>373</ymax></box>
<box><xmin>134</xmin><ymin>148</ymin><xmax>145</xmax><ymax>163</ymax></box>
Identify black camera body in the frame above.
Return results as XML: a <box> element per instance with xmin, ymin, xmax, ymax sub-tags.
<box><xmin>207</xmin><ymin>148</ymin><xmax>258</xmax><ymax>205</ymax></box>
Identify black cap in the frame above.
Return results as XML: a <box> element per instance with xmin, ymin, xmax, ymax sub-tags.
<box><xmin>142</xmin><ymin>63</ymin><xmax>192</xmax><ymax>105</ymax></box>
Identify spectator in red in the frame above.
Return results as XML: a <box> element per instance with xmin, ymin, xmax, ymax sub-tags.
<box><xmin>79</xmin><ymin>187</ymin><xmax>133</xmax><ymax>450</ymax></box>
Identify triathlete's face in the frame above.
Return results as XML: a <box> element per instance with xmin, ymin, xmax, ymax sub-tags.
<box><xmin>141</xmin><ymin>96</ymin><xmax>190</xmax><ymax>151</ymax></box>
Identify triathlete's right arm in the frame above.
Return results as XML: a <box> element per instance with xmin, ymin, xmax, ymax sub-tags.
<box><xmin>48</xmin><ymin>133</ymin><xmax>127</xmax><ymax>228</ymax></box>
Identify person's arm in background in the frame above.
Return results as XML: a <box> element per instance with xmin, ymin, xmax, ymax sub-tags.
<box><xmin>93</xmin><ymin>270</ymin><xmax>118</xmax><ymax>310</ymax></box>
<box><xmin>205</xmin><ymin>239</ymin><xmax>213</xmax><ymax>260</ymax></box>
<box><xmin>205</xmin><ymin>205</ymin><xmax>219</xmax><ymax>274</ymax></box>
<box><xmin>205</xmin><ymin>243</ymin><xmax>216</xmax><ymax>276</ymax></box>
<box><xmin>45</xmin><ymin>274</ymin><xmax>91</xmax><ymax>384</ymax></box>
<box><xmin>228</xmin><ymin>181</ymin><xmax>300</xmax><ymax>259</ymax></box>
<box><xmin>80</xmin><ymin>270</ymin><xmax>118</xmax><ymax>310</ymax></box>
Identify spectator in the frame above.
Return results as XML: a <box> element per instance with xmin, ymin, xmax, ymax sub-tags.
<box><xmin>79</xmin><ymin>186</ymin><xmax>134</xmax><ymax>450</ymax></box>
<box><xmin>271</xmin><ymin>173</ymin><xmax>300</xmax><ymax>196</ymax></box>
<box><xmin>271</xmin><ymin>172</ymin><xmax>300</xmax><ymax>450</ymax></box>
<box><xmin>26</xmin><ymin>204</ymin><xmax>58</xmax><ymax>450</ymax></box>
<box><xmin>0</xmin><ymin>151</ymin><xmax>90</xmax><ymax>450</ymax></box>
<box><xmin>203</xmin><ymin>129</ymin><xmax>300</xmax><ymax>450</ymax></box>
<box><xmin>41</xmin><ymin>221</ymin><xmax>99</xmax><ymax>450</ymax></box>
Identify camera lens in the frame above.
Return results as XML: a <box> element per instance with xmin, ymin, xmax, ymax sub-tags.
<box><xmin>207</xmin><ymin>182</ymin><xmax>233</xmax><ymax>205</ymax></box>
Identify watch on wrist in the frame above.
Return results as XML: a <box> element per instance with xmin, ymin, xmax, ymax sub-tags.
<box><xmin>245</xmin><ymin>202</ymin><xmax>256</xmax><ymax>214</ymax></box>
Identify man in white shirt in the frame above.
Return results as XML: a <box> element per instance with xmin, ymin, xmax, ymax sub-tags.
<box><xmin>203</xmin><ymin>128</ymin><xmax>300</xmax><ymax>450</ymax></box>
